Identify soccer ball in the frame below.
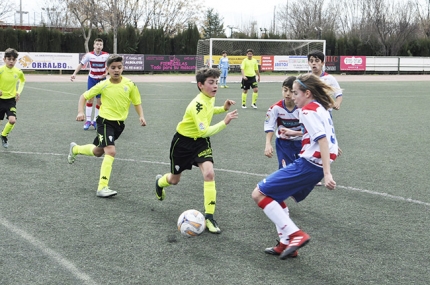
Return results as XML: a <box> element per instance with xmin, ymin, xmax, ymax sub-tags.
<box><xmin>177</xmin><ymin>209</ymin><xmax>206</xmax><ymax>237</ymax></box>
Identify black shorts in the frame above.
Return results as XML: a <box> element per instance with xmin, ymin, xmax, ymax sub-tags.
<box><xmin>0</xmin><ymin>98</ymin><xmax>17</xmax><ymax>119</ymax></box>
<box><xmin>169</xmin><ymin>132</ymin><xmax>214</xmax><ymax>174</ymax></box>
<box><xmin>93</xmin><ymin>116</ymin><xmax>125</xmax><ymax>147</ymax></box>
<box><xmin>241</xmin><ymin>76</ymin><xmax>258</xmax><ymax>90</ymax></box>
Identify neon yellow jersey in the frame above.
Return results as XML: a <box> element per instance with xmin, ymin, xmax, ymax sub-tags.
<box><xmin>240</xmin><ymin>58</ymin><xmax>258</xmax><ymax>77</ymax></box>
<box><xmin>176</xmin><ymin>92</ymin><xmax>227</xmax><ymax>139</ymax></box>
<box><xmin>83</xmin><ymin>76</ymin><xmax>141</xmax><ymax>121</ymax></box>
<box><xmin>0</xmin><ymin>65</ymin><xmax>25</xmax><ymax>99</ymax></box>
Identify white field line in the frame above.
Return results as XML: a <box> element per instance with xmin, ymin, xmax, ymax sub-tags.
<box><xmin>5</xmin><ymin>150</ymin><xmax>430</xmax><ymax>207</ymax></box>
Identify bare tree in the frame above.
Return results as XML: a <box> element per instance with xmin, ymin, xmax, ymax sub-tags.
<box><xmin>0</xmin><ymin>2</ymin><xmax>14</xmax><ymax>22</ymax></box>
<box><xmin>277</xmin><ymin>0</ymin><xmax>326</xmax><ymax>39</ymax></box>
<box><xmin>366</xmin><ymin>0</ymin><xmax>418</xmax><ymax>55</ymax></box>
<box><xmin>66</xmin><ymin>0</ymin><xmax>101</xmax><ymax>53</ymax></box>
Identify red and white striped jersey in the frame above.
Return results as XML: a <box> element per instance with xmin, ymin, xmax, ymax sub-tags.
<box><xmin>80</xmin><ymin>51</ymin><xmax>109</xmax><ymax>79</ymax></box>
<box><xmin>299</xmin><ymin>101</ymin><xmax>338</xmax><ymax>166</ymax></box>
<box><xmin>264</xmin><ymin>100</ymin><xmax>301</xmax><ymax>141</ymax></box>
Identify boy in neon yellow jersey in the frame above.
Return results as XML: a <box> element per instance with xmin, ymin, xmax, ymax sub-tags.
<box><xmin>68</xmin><ymin>54</ymin><xmax>147</xmax><ymax>197</ymax></box>
<box><xmin>240</xmin><ymin>49</ymin><xmax>260</xmax><ymax>109</ymax></box>
<box><xmin>0</xmin><ymin>48</ymin><xmax>26</xmax><ymax>148</ymax></box>
<box><xmin>155</xmin><ymin>68</ymin><xmax>238</xmax><ymax>233</ymax></box>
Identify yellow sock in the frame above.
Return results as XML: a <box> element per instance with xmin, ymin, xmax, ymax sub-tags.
<box><xmin>252</xmin><ymin>92</ymin><xmax>258</xmax><ymax>105</ymax></box>
<box><xmin>241</xmin><ymin>93</ymin><xmax>247</xmax><ymax>105</ymax></box>
<box><xmin>74</xmin><ymin>144</ymin><xmax>96</xmax><ymax>156</ymax></box>
<box><xmin>1</xmin><ymin>122</ymin><xmax>15</xmax><ymax>137</ymax></box>
<box><xmin>98</xmin><ymin>154</ymin><xmax>114</xmax><ymax>190</ymax></box>
<box><xmin>204</xmin><ymin>181</ymin><xmax>216</xmax><ymax>215</ymax></box>
<box><xmin>158</xmin><ymin>174</ymin><xmax>171</xmax><ymax>188</ymax></box>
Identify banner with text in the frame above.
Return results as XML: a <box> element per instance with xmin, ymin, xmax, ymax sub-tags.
<box><xmin>144</xmin><ymin>55</ymin><xmax>200</xmax><ymax>71</ymax></box>
<box><xmin>0</xmin><ymin>52</ymin><xmax>79</xmax><ymax>70</ymax></box>
<box><xmin>340</xmin><ymin>56</ymin><xmax>366</xmax><ymax>71</ymax></box>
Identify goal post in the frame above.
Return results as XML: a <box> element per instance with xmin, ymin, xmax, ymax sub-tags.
<box><xmin>196</xmin><ymin>38</ymin><xmax>326</xmax><ymax>72</ymax></box>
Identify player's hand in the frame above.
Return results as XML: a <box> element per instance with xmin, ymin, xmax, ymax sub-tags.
<box><xmin>224</xmin><ymin>99</ymin><xmax>236</xmax><ymax>111</ymax></box>
<box><xmin>257</xmin><ymin>75</ymin><xmax>261</xmax><ymax>82</ymax></box>
<box><xmin>224</xmin><ymin>109</ymin><xmax>238</xmax><ymax>125</ymax></box>
<box><xmin>264</xmin><ymin>145</ymin><xmax>273</xmax><ymax>158</ymax></box>
<box><xmin>15</xmin><ymin>93</ymin><xmax>20</xmax><ymax>102</ymax></box>
<box><xmin>76</xmin><ymin>112</ymin><xmax>85</xmax><ymax>121</ymax></box>
<box><xmin>70</xmin><ymin>74</ymin><xmax>76</xmax><ymax>82</ymax></box>
<box><xmin>324</xmin><ymin>174</ymin><xmax>336</xmax><ymax>190</ymax></box>
<box><xmin>333</xmin><ymin>102</ymin><xmax>340</xmax><ymax>110</ymax></box>
<box><xmin>243</xmin><ymin>76</ymin><xmax>248</xmax><ymax>81</ymax></box>
<box><xmin>140</xmin><ymin>117</ymin><xmax>147</xmax><ymax>126</ymax></box>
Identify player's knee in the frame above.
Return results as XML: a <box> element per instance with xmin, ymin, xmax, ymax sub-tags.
<box><xmin>203</xmin><ymin>170</ymin><xmax>215</xmax><ymax>181</ymax></box>
<box><xmin>251</xmin><ymin>187</ymin><xmax>262</xmax><ymax>203</ymax></box>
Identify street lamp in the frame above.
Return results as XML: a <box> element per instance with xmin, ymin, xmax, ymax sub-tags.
<box><xmin>42</xmin><ymin>7</ymin><xmax>56</xmax><ymax>27</ymax></box>
<box><xmin>227</xmin><ymin>25</ymin><xmax>236</xmax><ymax>38</ymax></box>
<box><xmin>314</xmin><ymin>27</ymin><xmax>322</xmax><ymax>39</ymax></box>
<box><xmin>260</xmin><ymin>28</ymin><xmax>268</xmax><ymax>38</ymax></box>
<box><xmin>16</xmin><ymin>0</ymin><xmax>28</xmax><ymax>26</ymax></box>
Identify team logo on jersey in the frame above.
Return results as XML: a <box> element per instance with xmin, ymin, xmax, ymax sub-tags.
<box><xmin>195</xmin><ymin>102</ymin><xmax>203</xmax><ymax>113</ymax></box>
<box><xmin>199</xmin><ymin>122</ymin><xmax>205</xmax><ymax>130</ymax></box>
<box><xmin>124</xmin><ymin>86</ymin><xmax>128</xmax><ymax>92</ymax></box>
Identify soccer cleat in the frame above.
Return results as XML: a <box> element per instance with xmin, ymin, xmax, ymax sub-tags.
<box><xmin>92</xmin><ymin>121</ymin><xmax>97</xmax><ymax>129</ymax></box>
<box><xmin>96</xmin><ymin>187</ymin><xmax>117</xmax><ymax>198</ymax></box>
<box><xmin>83</xmin><ymin>121</ymin><xmax>91</xmax><ymax>130</ymax></box>
<box><xmin>1</xmin><ymin>135</ymin><xmax>8</xmax><ymax>148</ymax></box>
<box><xmin>224</xmin><ymin>85</ymin><xmax>229</xmax><ymax>88</ymax></box>
<box><xmin>242</xmin><ymin>105</ymin><xmax>247</xmax><ymax>109</ymax></box>
<box><xmin>264</xmin><ymin>240</ymin><xmax>298</xmax><ymax>258</ymax></box>
<box><xmin>155</xmin><ymin>174</ymin><xmax>165</xmax><ymax>201</ymax></box>
<box><xmin>220</xmin><ymin>85</ymin><xmax>225</xmax><ymax>88</ymax></box>
<box><xmin>252</xmin><ymin>104</ymin><xmax>258</xmax><ymax>109</ymax></box>
<box><xmin>205</xmin><ymin>218</ymin><xmax>221</xmax><ymax>234</ymax></box>
<box><xmin>67</xmin><ymin>142</ymin><xmax>77</xmax><ymax>164</ymax></box>
<box><xmin>279</xmin><ymin>230</ymin><xmax>310</xmax><ymax>260</ymax></box>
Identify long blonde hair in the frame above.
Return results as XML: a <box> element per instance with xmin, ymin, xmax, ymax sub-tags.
<box><xmin>295</xmin><ymin>74</ymin><xmax>336</xmax><ymax>110</ymax></box>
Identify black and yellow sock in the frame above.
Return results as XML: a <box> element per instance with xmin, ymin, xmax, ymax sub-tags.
<box><xmin>74</xmin><ymin>144</ymin><xmax>96</xmax><ymax>156</ymax></box>
<box><xmin>158</xmin><ymin>174</ymin><xmax>171</xmax><ymax>188</ymax></box>
<box><xmin>241</xmin><ymin>93</ymin><xmax>247</xmax><ymax>106</ymax></box>
<box><xmin>1</xmin><ymin>122</ymin><xmax>15</xmax><ymax>137</ymax></box>
<box><xmin>98</xmin><ymin>154</ymin><xmax>114</xmax><ymax>190</ymax></box>
<box><xmin>204</xmin><ymin>181</ymin><xmax>216</xmax><ymax>216</ymax></box>
<box><xmin>252</xmin><ymin>92</ymin><xmax>258</xmax><ymax>105</ymax></box>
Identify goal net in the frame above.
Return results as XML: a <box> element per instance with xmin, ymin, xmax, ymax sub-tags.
<box><xmin>196</xmin><ymin>38</ymin><xmax>326</xmax><ymax>72</ymax></box>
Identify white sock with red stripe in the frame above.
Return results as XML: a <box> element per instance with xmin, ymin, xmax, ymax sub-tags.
<box><xmin>85</xmin><ymin>103</ymin><xmax>93</xmax><ymax>122</ymax></box>
<box><xmin>94</xmin><ymin>105</ymin><xmax>100</xmax><ymax>122</ymax></box>
<box><xmin>258</xmin><ymin>197</ymin><xmax>299</xmax><ymax>238</ymax></box>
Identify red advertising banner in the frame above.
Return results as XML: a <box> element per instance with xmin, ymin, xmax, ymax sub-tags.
<box><xmin>340</xmin><ymin>56</ymin><xmax>366</xmax><ymax>71</ymax></box>
<box><xmin>261</xmin><ymin>55</ymin><xmax>274</xmax><ymax>71</ymax></box>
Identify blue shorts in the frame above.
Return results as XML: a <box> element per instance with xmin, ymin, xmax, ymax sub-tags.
<box><xmin>275</xmin><ymin>138</ymin><xmax>302</xmax><ymax>168</ymax></box>
<box><xmin>257</xmin><ymin>158</ymin><xmax>324</xmax><ymax>203</ymax></box>
<box><xmin>87</xmin><ymin>77</ymin><xmax>105</xmax><ymax>98</ymax></box>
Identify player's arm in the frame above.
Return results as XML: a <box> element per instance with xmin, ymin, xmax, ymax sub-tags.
<box><xmin>76</xmin><ymin>93</ymin><xmax>88</xmax><ymax>121</ymax></box>
<box><xmin>333</xmin><ymin>95</ymin><xmax>342</xmax><ymax>110</ymax></box>
<box><xmin>134</xmin><ymin>104</ymin><xmax>146</xmax><ymax>126</ymax></box>
<box><xmin>317</xmin><ymin>136</ymin><xmax>336</xmax><ymax>190</ymax></box>
<box><xmin>241</xmin><ymin>60</ymin><xmax>247</xmax><ymax>80</ymax></box>
<box><xmin>77</xmin><ymin>85</ymin><xmax>99</xmax><ymax>120</ymax></box>
<box><xmin>71</xmin><ymin>63</ymin><xmax>84</xmax><ymax>81</ymax></box>
<box><xmin>265</xmin><ymin>131</ymin><xmax>274</xmax><ymax>158</ymax></box>
<box><xmin>15</xmin><ymin>72</ymin><xmax>26</xmax><ymax>101</ymax></box>
<box><xmin>255</xmin><ymin>61</ymin><xmax>261</xmax><ymax>82</ymax></box>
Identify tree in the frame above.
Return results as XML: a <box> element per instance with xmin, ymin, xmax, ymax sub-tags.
<box><xmin>202</xmin><ymin>8</ymin><xmax>225</xmax><ymax>39</ymax></box>
<box><xmin>66</xmin><ymin>0</ymin><xmax>101</xmax><ymax>53</ymax></box>
<box><xmin>0</xmin><ymin>2</ymin><xmax>13</xmax><ymax>22</ymax></box>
